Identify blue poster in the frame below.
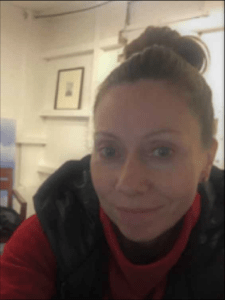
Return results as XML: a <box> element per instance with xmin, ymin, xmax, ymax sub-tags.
<box><xmin>0</xmin><ymin>118</ymin><xmax>16</xmax><ymax>207</ymax></box>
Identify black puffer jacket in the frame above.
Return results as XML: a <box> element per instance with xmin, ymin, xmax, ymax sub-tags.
<box><xmin>33</xmin><ymin>154</ymin><xmax>224</xmax><ymax>299</ymax></box>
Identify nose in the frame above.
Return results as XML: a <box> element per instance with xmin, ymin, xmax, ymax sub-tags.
<box><xmin>115</xmin><ymin>155</ymin><xmax>149</xmax><ymax>196</ymax></box>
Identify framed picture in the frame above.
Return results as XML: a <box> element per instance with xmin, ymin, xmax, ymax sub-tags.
<box><xmin>54</xmin><ymin>67</ymin><xmax>84</xmax><ymax>110</ymax></box>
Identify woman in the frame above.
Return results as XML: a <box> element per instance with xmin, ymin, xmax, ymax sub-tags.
<box><xmin>1</xmin><ymin>27</ymin><xmax>224</xmax><ymax>300</ymax></box>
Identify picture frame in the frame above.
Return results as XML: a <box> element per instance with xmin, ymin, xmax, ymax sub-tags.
<box><xmin>54</xmin><ymin>67</ymin><xmax>84</xmax><ymax>110</ymax></box>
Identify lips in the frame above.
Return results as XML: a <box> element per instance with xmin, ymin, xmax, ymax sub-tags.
<box><xmin>115</xmin><ymin>205</ymin><xmax>163</xmax><ymax>225</ymax></box>
<box><xmin>116</xmin><ymin>206</ymin><xmax>163</xmax><ymax>213</ymax></box>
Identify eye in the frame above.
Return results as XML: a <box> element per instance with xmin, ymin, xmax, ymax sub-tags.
<box><xmin>100</xmin><ymin>147</ymin><xmax>117</xmax><ymax>159</ymax></box>
<box><xmin>152</xmin><ymin>147</ymin><xmax>173</xmax><ymax>158</ymax></box>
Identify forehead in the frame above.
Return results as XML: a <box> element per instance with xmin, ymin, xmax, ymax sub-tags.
<box><xmin>94</xmin><ymin>80</ymin><xmax>198</xmax><ymax>137</ymax></box>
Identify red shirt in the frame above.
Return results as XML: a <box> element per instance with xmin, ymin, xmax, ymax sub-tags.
<box><xmin>0</xmin><ymin>193</ymin><xmax>201</xmax><ymax>299</ymax></box>
<box><xmin>0</xmin><ymin>214</ymin><xmax>57</xmax><ymax>299</ymax></box>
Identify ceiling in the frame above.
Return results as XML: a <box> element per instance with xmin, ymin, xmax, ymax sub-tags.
<box><xmin>10</xmin><ymin>1</ymin><xmax>109</xmax><ymax>15</ymax></box>
<box><xmin>8</xmin><ymin>1</ymin><xmax>224</xmax><ymax>18</ymax></box>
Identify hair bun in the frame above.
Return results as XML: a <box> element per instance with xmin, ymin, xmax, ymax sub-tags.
<box><xmin>124</xmin><ymin>26</ymin><xmax>209</xmax><ymax>73</ymax></box>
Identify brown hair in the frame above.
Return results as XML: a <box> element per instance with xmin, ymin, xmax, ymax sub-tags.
<box><xmin>93</xmin><ymin>26</ymin><xmax>215</xmax><ymax>149</ymax></box>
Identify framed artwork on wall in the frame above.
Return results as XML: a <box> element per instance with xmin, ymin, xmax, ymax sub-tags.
<box><xmin>54</xmin><ymin>67</ymin><xmax>84</xmax><ymax>110</ymax></box>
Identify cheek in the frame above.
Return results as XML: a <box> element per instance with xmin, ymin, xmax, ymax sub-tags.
<box><xmin>143</xmin><ymin>164</ymin><xmax>199</xmax><ymax>221</ymax></box>
<box><xmin>159</xmin><ymin>161</ymin><xmax>198</xmax><ymax>196</ymax></box>
<box><xmin>159</xmin><ymin>169</ymin><xmax>198</xmax><ymax>217</ymax></box>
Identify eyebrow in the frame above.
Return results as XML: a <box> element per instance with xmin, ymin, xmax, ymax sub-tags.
<box><xmin>94</xmin><ymin>129</ymin><xmax>182</xmax><ymax>140</ymax></box>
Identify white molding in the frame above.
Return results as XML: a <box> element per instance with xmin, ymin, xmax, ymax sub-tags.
<box><xmin>16</xmin><ymin>137</ymin><xmax>47</xmax><ymax>145</ymax></box>
<box><xmin>41</xmin><ymin>37</ymin><xmax>124</xmax><ymax>61</ymax></box>
<box><xmin>37</xmin><ymin>165</ymin><xmax>57</xmax><ymax>175</ymax></box>
<box><xmin>40</xmin><ymin>110</ymin><xmax>92</xmax><ymax>119</ymax></box>
<box><xmin>99</xmin><ymin>36</ymin><xmax>124</xmax><ymax>51</ymax></box>
<box><xmin>123</xmin><ymin>11</ymin><xmax>224</xmax><ymax>35</ymax></box>
<box><xmin>41</xmin><ymin>43</ymin><xmax>95</xmax><ymax>60</ymax></box>
<box><xmin>169</xmin><ymin>12</ymin><xmax>224</xmax><ymax>34</ymax></box>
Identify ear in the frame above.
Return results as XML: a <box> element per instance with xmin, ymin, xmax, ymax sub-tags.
<box><xmin>201</xmin><ymin>138</ymin><xmax>218</xmax><ymax>181</ymax></box>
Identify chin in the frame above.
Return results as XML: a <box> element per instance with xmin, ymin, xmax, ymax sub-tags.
<box><xmin>117</xmin><ymin>223</ymin><xmax>162</xmax><ymax>243</ymax></box>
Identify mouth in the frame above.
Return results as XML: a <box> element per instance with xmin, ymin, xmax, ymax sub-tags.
<box><xmin>116</xmin><ymin>206</ymin><xmax>163</xmax><ymax>213</ymax></box>
<box><xmin>115</xmin><ymin>205</ymin><xmax>163</xmax><ymax>225</ymax></box>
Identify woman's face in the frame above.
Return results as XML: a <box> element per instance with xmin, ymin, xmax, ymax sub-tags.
<box><xmin>90</xmin><ymin>79</ymin><xmax>217</xmax><ymax>242</ymax></box>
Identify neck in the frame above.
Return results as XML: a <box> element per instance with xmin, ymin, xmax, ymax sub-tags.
<box><xmin>111</xmin><ymin>217</ymin><xmax>184</xmax><ymax>265</ymax></box>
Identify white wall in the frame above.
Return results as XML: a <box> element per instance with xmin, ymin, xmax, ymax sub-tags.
<box><xmin>2</xmin><ymin>1</ymin><xmax>224</xmax><ymax>218</ymax></box>
<box><xmin>201</xmin><ymin>30</ymin><xmax>224</xmax><ymax>168</ymax></box>
<box><xmin>130</xmin><ymin>1</ymin><xmax>205</xmax><ymax>26</ymax></box>
<box><xmin>1</xmin><ymin>2</ymin><xmax>28</xmax><ymax>136</ymax></box>
<box><xmin>44</xmin><ymin>10</ymin><xmax>95</xmax><ymax>50</ymax></box>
